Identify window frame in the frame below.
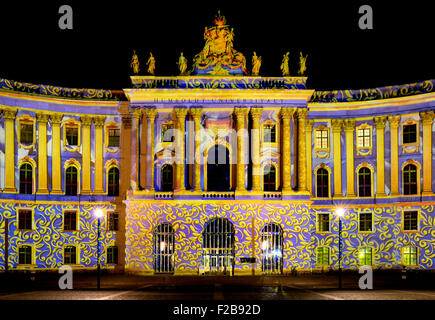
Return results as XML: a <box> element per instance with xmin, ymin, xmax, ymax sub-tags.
<box><xmin>402</xmin><ymin>210</ymin><xmax>419</xmax><ymax>233</ymax></box>
<box><xmin>314</xmin><ymin>126</ymin><xmax>329</xmax><ymax>151</ymax></box>
<box><xmin>63</xmin><ymin>245</ymin><xmax>79</xmax><ymax>265</ymax></box>
<box><xmin>402</xmin><ymin>246</ymin><xmax>418</xmax><ymax>267</ymax></box>
<box><xmin>358</xmin><ymin>212</ymin><xmax>374</xmax><ymax>233</ymax></box>
<box><xmin>402</xmin><ymin>161</ymin><xmax>420</xmax><ymax>196</ymax></box>
<box><xmin>161</xmin><ymin>122</ymin><xmax>175</xmax><ymax>144</ymax></box>
<box><xmin>19</xmin><ymin>162</ymin><xmax>34</xmax><ymax>195</ymax></box>
<box><xmin>18</xmin><ymin>244</ymin><xmax>34</xmax><ymax>266</ymax></box>
<box><xmin>107</xmin><ymin>211</ymin><xmax>119</xmax><ymax>232</ymax></box>
<box><xmin>105</xmin><ymin>121</ymin><xmax>120</xmax><ymax>152</ymax></box>
<box><xmin>107</xmin><ymin>166</ymin><xmax>120</xmax><ymax>196</ymax></box>
<box><xmin>356</xmin><ymin>123</ymin><xmax>373</xmax><ymax>156</ymax></box>
<box><xmin>161</xmin><ymin>163</ymin><xmax>174</xmax><ymax>192</ymax></box>
<box><xmin>63</xmin><ymin>118</ymin><xmax>81</xmax><ymax>152</ymax></box>
<box><xmin>263</xmin><ymin>123</ymin><xmax>277</xmax><ymax>144</ymax></box>
<box><xmin>315</xmin><ymin>166</ymin><xmax>330</xmax><ymax>198</ymax></box>
<box><xmin>65</xmin><ymin>165</ymin><xmax>79</xmax><ymax>196</ymax></box>
<box><xmin>316</xmin><ymin>246</ymin><xmax>330</xmax><ymax>266</ymax></box>
<box><xmin>316</xmin><ymin>212</ymin><xmax>331</xmax><ymax>234</ymax></box>
<box><xmin>63</xmin><ymin>210</ymin><xmax>79</xmax><ymax>232</ymax></box>
<box><xmin>358</xmin><ymin>246</ymin><xmax>373</xmax><ymax>266</ymax></box>
<box><xmin>357</xmin><ymin>166</ymin><xmax>372</xmax><ymax>197</ymax></box>
<box><xmin>401</xmin><ymin>118</ymin><xmax>419</xmax><ymax>153</ymax></box>
<box><xmin>17</xmin><ymin>114</ymin><xmax>36</xmax><ymax>149</ymax></box>
<box><xmin>17</xmin><ymin>208</ymin><xmax>34</xmax><ymax>231</ymax></box>
<box><xmin>107</xmin><ymin>245</ymin><xmax>119</xmax><ymax>265</ymax></box>
<box><xmin>263</xmin><ymin>163</ymin><xmax>278</xmax><ymax>191</ymax></box>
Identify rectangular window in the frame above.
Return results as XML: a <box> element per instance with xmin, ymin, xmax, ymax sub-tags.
<box><xmin>18</xmin><ymin>245</ymin><xmax>32</xmax><ymax>265</ymax></box>
<box><xmin>161</xmin><ymin>124</ymin><xmax>174</xmax><ymax>142</ymax></box>
<box><xmin>317</xmin><ymin>213</ymin><xmax>330</xmax><ymax>233</ymax></box>
<box><xmin>108</xmin><ymin>128</ymin><xmax>120</xmax><ymax>147</ymax></box>
<box><xmin>64</xmin><ymin>246</ymin><xmax>77</xmax><ymax>265</ymax></box>
<box><xmin>315</xmin><ymin>129</ymin><xmax>328</xmax><ymax>149</ymax></box>
<box><xmin>107</xmin><ymin>246</ymin><xmax>118</xmax><ymax>264</ymax></box>
<box><xmin>317</xmin><ymin>247</ymin><xmax>329</xmax><ymax>265</ymax></box>
<box><xmin>20</xmin><ymin>123</ymin><xmax>33</xmax><ymax>145</ymax></box>
<box><xmin>263</xmin><ymin>124</ymin><xmax>276</xmax><ymax>143</ymax></box>
<box><xmin>359</xmin><ymin>247</ymin><xmax>372</xmax><ymax>265</ymax></box>
<box><xmin>357</xmin><ymin>128</ymin><xmax>371</xmax><ymax>147</ymax></box>
<box><xmin>66</xmin><ymin>127</ymin><xmax>79</xmax><ymax>146</ymax></box>
<box><xmin>403</xmin><ymin>211</ymin><xmax>418</xmax><ymax>231</ymax></box>
<box><xmin>359</xmin><ymin>213</ymin><xmax>373</xmax><ymax>232</ymax></box>
<box><xmin>107</xmin><ymin>212</ymin><xmax>119</xmax><ymax>231</ymax></box>
<box><xmin>403</xmin><ymin>124</ymin><xmax>417</xmax><ymax>144</ymax></box>
<box><xmin>403</xmin><ymin>246</ymin><xmax>417</xmax><ymax>266</ymax></box>
<box><xmin>64</xmin><ymin>211</ymin><xmax>78</xmax><ymax>231</ymax></box>
<box><xmin>18</xmin><ymin>210</ymin><xmax>32</xmax><ymax>230</ymax></box>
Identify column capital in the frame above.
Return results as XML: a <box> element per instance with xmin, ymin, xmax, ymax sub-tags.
<box><xmin>3</xmin><ymin>108</ymin><xmax>17</xmax><ymax>120</ymax></box>
<box><xmin>50</xmin><ymin>113</ymin><xmax>63</xmax><ymax>124</ymax></box>
<box><xmin>296</xmin><ymin>108</ymin><xmax>308</xmax><ymax>119</ymax></box>
<box><xmin>331</xmin><ymin>119</ymin><xmax>344</xmax><ymax>132</ymax></box>
<box><xmin>250</xmin><ymin>106</ymin><xmax>263</xmax><ymax>119</ymax></box>
<box><xmin>144</xmin><ymin>107</ymin><xmax>158</xmax><ymax>120</ymax></box>
<box><xmin>173</xmin><ymin>106</ymin><xmax>188</xmax><ymax>119</ymax></box>
<box><xmin>343</xmin><ymin>119</ymin><xmax>356</xmax><ymax>131</ymax></box>
<box><xmin>36</xmin><ymin>113</ymin><xmax>50</xmax><ymax>123</ymax></box>
<box><xmin>234</xmin><ymin>106</ymin><xmax>249</xmax><ymax>118</ymax></box>
<box><xmin>306</xmin><ymin>119</ymin><xmax>315</xmax><ymax>131</ymax></box>
<box><xmin>131</xmin><ymin>108</ymin><xmax>143</xmax><ymax>120</ymax></box>
<box><xmin>121</xmin><ymin>114</ymin><xmax>132</xmax><ymax>128</ymax></box>
<box><xmin>80</xmin><ymin>115</ymin><xmax>93</xmax><ymax>126</ymax></box>
<box><xmin>189</xmin><ymin>107</ymin><xmax>203</xmax><ymax>119</ymax></box>
<box><xmin>419</xmin><ymin>110</ymin><xmax>435</xmax><ymax>125</ymax></box>
<box><xmin>373</xmin><ymin>116</ymin><xmax>388</xmax><ymax>129</ymax></box>
<box><xmin>279</xmin><ymin>107</ymin><xmax>296</xmax><ymax>119</ymax></box>
<box><xmin>388</xmin><ymin>115</ymin><xmax>401</xmax><ymax>129</ymax></box>
<box><xmin>93</xmin><ymin>116</ymin><xmax>106</xmax><ymax>127</ymax></box>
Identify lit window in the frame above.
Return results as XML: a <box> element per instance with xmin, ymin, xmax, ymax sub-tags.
<box><xmin>403</xmin><ymin>124</ymin><xmax>417</xmax><ymax>144</ymax></box>
<box><xmin>315</xmin><ymin>129</ymin><xmax>328</xmax><ymax>149</ymax></box>
<box><xmin>64</xmin><ymin>211</ymin><xmax>78</xmax><ymax>231</ymax></box>
<box><xmin>357</xmin><ymin>128</ymin><xmax>371</xmax><ymax>148</ymax></box>
<box><xmin>65</xmin><ymin>127</ymin><xmax>79</xmax><ymax>146</ymax></box>
<box><xmin>107</xmin><ymin>212</ymin><xmax>119</xmax><ymax>231</ymax></box>
<box><xmin>263</xmin><ymin>124</ymin><xmax>276</xmax><ymax>143</ymax></box>
<box><xmin>20</xmin><ymin>123</ymin><xmax>33</xmax><ymax>145</ymax></box>
<box><xmin>18</xmin><ymin>209</ymin><xmax>32</xmax><ymax>230</ymax></box>
<box><xmin>317</xmin><ymin>247</ymin><xmax>329</xmax><ymax>265</ymax></box>
<box><xmin>316</xmin><ymin>168</ymin><xmax>329</xmax><ymax>198</ymax></box>
<box><xmin>359</xmin><ymin>247</ymin><xmax>372</xmax><ymax>266</ymax></box>
<box><xmin>403</xmin><ymin>164</ymin><xmax>417</xmax><ymax>195</ymax></box>
<box><xmin>317</xmin><ymin>213</ymin><xmax>330</xmax><ymax>233</ymax></box>
<box><xmin>107</xmin><ymin>246</ymin><xmax>118</xmax><ymax>264</ymax></box>
<box><xmin>359</xmin><ymin>213</ymin><xmax>373</xmax><ymax>232</ymax></box>
<box><xmin>403</xmin><ymin>211</ymin><xmax>418</xmax><ymax>231</ymax></box>
<box><xmin>64</xmin><ymin>246</ymin><xmax>77</xmax><ymax>265</ymax></box>
<box><xmin>108</xmin><ymin>128</ymin><xmax>120</xmax><ymax>147</ymax></box>
<box><xmin>403</xmin><ymin>246</ymin><xmax>417</xmax><ymax>266</ymax></box>
<box><xmin>162</xmin><ymin>123</ymin><xmax>175</xmax><ymax>142</ymax></box>
<box><xmin>18</xmin><ymin>245</ymin><xmax>32</xmax><ymax>265</ymax></box>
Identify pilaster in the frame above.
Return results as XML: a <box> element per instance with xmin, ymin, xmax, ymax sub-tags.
<box><xmin>374</xmin><ymin>116</ymin><xmax>387</xmax><ymax>197</ymax></box>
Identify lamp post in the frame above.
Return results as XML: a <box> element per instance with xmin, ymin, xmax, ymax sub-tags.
<box><xmin>336</xmin><ymin>208</ymin><xmax>345</xmax><ymax>289</ymax></box>
<box><xmin>94</xmin><ymin>208</ymin><xmax>104</xmax><ymax>289</ymax></box>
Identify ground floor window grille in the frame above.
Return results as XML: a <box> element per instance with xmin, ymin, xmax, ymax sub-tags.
<box><xmin>261</xmin><ymin>223</ymin><xmax>283</xmax><ymax>275</ymax></box>
<box><xmin>201</xmin><ymin>217</ymin><xmax>234</xmax><ymax>275</ymax></box>
<box><xmin>153</xmin><ymin>223</ymin><xmax>174</xmax><ymax>273</ymax></box>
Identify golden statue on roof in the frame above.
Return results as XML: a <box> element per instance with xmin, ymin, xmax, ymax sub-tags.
<box><xmin>131</xmin><ymin>50</ymin><xmax>140</xmax><ymax>74</ymax></box>
<box><xmin>298</xmin><ymin>52</ymin><xmax>308</xmax><ymax>76</ymax></box>
<box><xmin>147</xmin><ymin>52</ymin><xmax>155</xmax><ymax>75</ymax></box>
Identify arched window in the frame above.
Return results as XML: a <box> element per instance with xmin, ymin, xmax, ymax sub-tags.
<box><xmin>19</xmin><ymin>163</ymin><xmax>33</xmax><ymax>194</ymax></box>
<box><xmin>316</xmin><ymin>168</ymin><xmax>329</xmax><ymax>198</ymax></box>
<box><xmin>65</xmin><ymin>166</ymin><xmax>78</xmax><ymax>196</ymax></box>
<box><xmin>107</xmin><ymin>167</ymin><xmax>119</xmax><ymax>196</ymax></box>
<box><xmin>153</xmin><ymin>223</ymin><xmax>174</xmax><ymax>273</ymax></box>
<box><xmin>161</xmin><ymin>164</ymin><xmax>174</xmax><ymax>191</ymax></box>
<box><xmin>263</xmin><ymin>164</ymin><xmax>276</xmax><ymax>191</ymax></box>
<box><xmin>403</xmin><ymin>164</ymin><xmax>417</xmax><ymax>195</ymax></box>
<box><xmin>358</xmin><ymin>167</ymin><xmax>372</xmax><ymax>197</ymax></box>
<box><xmin>261</xmin><ymin>223</ymin><xmax>283</xmax><ymax>275</ymax></box>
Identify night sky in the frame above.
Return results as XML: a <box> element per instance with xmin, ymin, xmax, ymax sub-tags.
<box><xmin>0</xmin><ymin>1</ymin><xmax>433</xmax><ymax>91</ymax></box>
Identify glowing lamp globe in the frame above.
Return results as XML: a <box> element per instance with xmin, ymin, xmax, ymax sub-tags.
<box><xmin>94</xmin><ymin>208</ymin><xmax>104</xmax><ymax>218</ymax></box>
<box><xmin>336</xmin><ymin>208</ymin><xmax>345</xmax><ymax>217</ymax></box>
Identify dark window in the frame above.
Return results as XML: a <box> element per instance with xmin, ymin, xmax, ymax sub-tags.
<box><xmin>65</xmin><ymin>166</ymin><xmax>78</xmax><ymax>196</ymax></box>
<box><xmin>316</xmin><ymin>168</ymin><xmax>329</xmax><ymax>198</ymax></box>
<box><xmin>403</xmin><ymin>164</ymin><xmax>418</xmax><ymax>195</ymax></box>
<box><xmin>161</xmin><ymin>164</ymin><xmax>173</xmax><ymax>191</ymax></box>
<box><xmin>317</xmin><ymin>213</ymin><xmax>330</xmax><ymax>232</ymax></box>
<box><xmin>64</xmin><ymin>211</ymin><xmax>77</xmax><ymax>231</ymax></box>
<box><xmin>107</xmin><ymin>246</ymin><xmax>118</xmax><ymax>264</ymax></box>
<box><xmin>263</xmin><ymin>165</ymin><xmax>276</xmax><ymax>191</ymax></box>
<box><xmin>107</xmin><ymin>167</ymin><xmax>119</xmax><ymax>196</ymax></box>
<box><xmin>403</xmin><ymin>211</ymin><xmax>418</xmax><ymax>231</ymax></box>
<box><xmin>403</xmin><ymin>124</ymin><xmax>417</xmax><ymax>144</ymax></box>
<box><xmin>64</xmin><ymin>246</ymin><xmax>77</xmax><ymax>265</ymax></box>
<box><xmin>358</xmin><ymin>167</ymin><xmax>372</xmax><ymax>197</ymax></box>
<box><xmin>20</xmin><ymin>123</ymin><xmax>33</xmax><ymax>145</ymax></box>
<box><xmin>161</xmin><ymin>124</ymin><xmax>175</xmax><ymax>142</ymax></box>
<box><xmin>359</xmin><ymin>213</ymin><xmax>373</xmax><ymax>232</ymax></box>
<box><xmin>19</xmin><ymin>163</ymin><xmax>33</xmax><ymax>194</ymax></box>
<box><xmin>315</xmin><ymin>129</ymin><xmax>328</xmax><ymax>149</ymax></box>
<box><xmin>18</xmin><ymin>210</ymin><xmax>32</xmax><ymax>230</ymax></box>
<box><xmin>66</xmin><ymin>127</ymin><xmax>78</xmax><ymax>146</ymax></box>
<box><xmin>108</xmin><ymin>128</ymin><xmax>120</xmax><ymax>147</ymax></box>
<box><xmin>108</xmin><ymin>212</ymin><xmax>119</xmax><ymax>231</ymax></box>
<box><xmin>18</xmin><ymin>245</ymin><xmax>32</xmax><ymax>265</ymax></box>
<box><xmin>264</xmin><ymin>124</ymin><xmax>276</xmax><ymax>143</ymax></box>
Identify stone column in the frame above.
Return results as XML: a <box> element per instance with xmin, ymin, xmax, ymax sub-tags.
<box><xmin>374</xmin><ymin>116</ymin><xmax>387</xmax><ymax>197</ymax></box>
<box><xmin>331</xmin><ymin>119</ymin><xmax>344</xmax><ymax>197</ymax></box>
<box><xmin>234</xmin><ymin>107</ymin><xmax>249</xmax><ymax>192</ymax></box>
<box><xmin>144</xmin><ymin>108</ymin><xmax>157</xmax><ymax>191</ymax></box>
<box><xmin>36</xmin><ymin>113</ymin><xmax>50</xmax><ymax>194</ymax></box>
<box><xmin>280</xmin><ymin>107</ymin><xmax>295</xmax><ymax>193</ymax></box>
<box><xmin>4</xmin><ymin>109</ymin><xmax>17</xmax><ymax>193</ymax></box>
<box><xmin>297</xmin><ymin>108</ymin><xmax>309</xmax><ymax>193</ymax></box>
<box><xmin>250</xmin><ymin>107</ymin><xmax>263</xmax><ymax>192</ymax></box>
<box><xmin>344</xmin><ymin>119</ymin><xmax>356</xmax><ymax>197</ymax></box>
<box><xmin>173</xmin><ymin>107</ymin><xmax>188</xmax><ymax>193</ymax></box>
<box><xmin>389</xmin><ymin>115</ymin><xmax>401</xmax><ymax>196</ymax></box>
<box><xmin>420</xmin><ymin>111</ymin><xmax>435</xmax><ymax>195</ymax></box>
<box><xmin>93</xmin><ymin>116</ymin><xmax>106</xmax><ymax>194</ymax></box>
<box><xmin>305</xmin><ymin>119</ymin><xmax>314</xmax><ymax>196</ymax></box>
<box><xmin>81</xmin><ymin>116</ymin><xmax>93</xmax><ymax>194</ymax></box>
<box><xmin>190</xmin><ymin>107</ymin><xmax>203</xmax><ymax>192</ymax></box>
<box><xmin>131</xmin><ymin>109</ymin><xmax>142</xmax><ymax>189</ymax></box>
<box><xmin>50</xmin><ymin>114</ymin><xmax>63</xmax><ymax>194</ymax></box>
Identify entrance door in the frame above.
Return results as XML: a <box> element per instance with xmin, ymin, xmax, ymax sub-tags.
<box><xmin>207</xmin><ymin>145</ymin><xmax>230</xmax><ymax>191</ymax></box>
<box><xmin>261</xmin><ymin>223</ymin><xmax>283</xmax><ymax>275</ymax></box>
<box><xmin>201</xmin><ymin>217</ymin><xmax>234</xmax><ymax>275</ymax></box>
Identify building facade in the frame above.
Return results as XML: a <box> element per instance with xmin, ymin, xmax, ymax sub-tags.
<box><xmin>1</xmin><ymin>16</ymin><xmax>435</xmax><ymax>275</ymax></box>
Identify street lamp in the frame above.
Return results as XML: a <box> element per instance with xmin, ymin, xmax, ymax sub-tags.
<box><xmin>94</xmin><ymin>208</ymin><xmax>104</xmax><ymax>289</ymax></box>
<box><xmin>336</xmin><ymin>208</ymin><xmax>345</xmax><ymax>289</ymax></box>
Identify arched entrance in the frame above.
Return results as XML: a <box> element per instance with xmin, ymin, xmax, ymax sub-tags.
<box><xmin>207</xmin><ymin>144</ymin><xmax>230</xmax><ymax>191</ymax></box>
<box><xmin>201</xmin><ymin>217</ymin><xmax>234</xmax><ymax>275</ymax></box>
<box><xmin>261</xmin><ymin>223</ymin><xmax>283</xmax><ymax>275</ymax></box>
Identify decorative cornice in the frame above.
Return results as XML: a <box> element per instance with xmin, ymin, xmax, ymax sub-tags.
<box><xmin>373</xmin><ymin>116</ymin><xmax>388</xmax><ymax>129</ymax></box>
<box><xmin>388</xmin><ymin>115</ymin><xmax>401</xmax><ymax>129</ymax></box>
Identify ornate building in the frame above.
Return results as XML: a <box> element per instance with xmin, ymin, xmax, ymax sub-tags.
<box><xmin>0</xmin><ymin>15</ymin><xmax>435</xmax><ymax>275</ymax></box>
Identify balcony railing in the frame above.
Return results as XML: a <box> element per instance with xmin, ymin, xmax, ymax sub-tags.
<box><xmin>154</xmin><ymin>192</ymin><xmax>174</xmax><ymax>200</ymax></box>
<box><xmin>202</xmin><ymin>192</ymin><xmax>235</xmax><ymax>200</ymax></box>
<box><xmin>263</xmin><ymin>192</ymin><xmax>282</xmax><ymax>199</ymax></box>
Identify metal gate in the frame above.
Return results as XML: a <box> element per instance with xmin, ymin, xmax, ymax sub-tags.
<box><xmin>201</xmin><ymin>217</ymin><xmax>234</xmax><ymax>275</ymax></box>
<box><xmin>153</xmin><ymin>222</ymin><xmax>174</xmax><ymax>273</ymax></box>
<box><xmin>261</xmin><ymin>223</ymin><xmax>283</xmax><ymax>275</ymax></box>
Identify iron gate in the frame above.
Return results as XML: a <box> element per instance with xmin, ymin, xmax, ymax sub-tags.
<box><xmin>153</xmin><ymin>222</ymin><xmax>174</xmax><ymax>273</ymax></box>
<box><xmin>261</xmin><ymin>223</ymin><xmax>283</xmax><ymax>275</ymax></box>
<box><xmin>201</xmin><ymin>217</ymin><xmax>234</xmax><ymax>275</ymax></box>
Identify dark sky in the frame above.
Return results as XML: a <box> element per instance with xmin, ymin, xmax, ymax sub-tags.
<box><xmin>0</xmin><ymin>1</ymin><xmax>433</xmax><ymax>91</ymax></box>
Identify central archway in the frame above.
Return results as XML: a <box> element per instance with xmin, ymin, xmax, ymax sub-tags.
<box><xmin>207</xmin><ymin>144</ymin><xmax>230</xmax><ymax>191</ymax></box>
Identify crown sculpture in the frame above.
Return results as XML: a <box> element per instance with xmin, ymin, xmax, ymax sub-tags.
<box><xmin>192</xmin><ymin>11</ymin><xmax>248</xmax><ymax>76</ymax></box>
